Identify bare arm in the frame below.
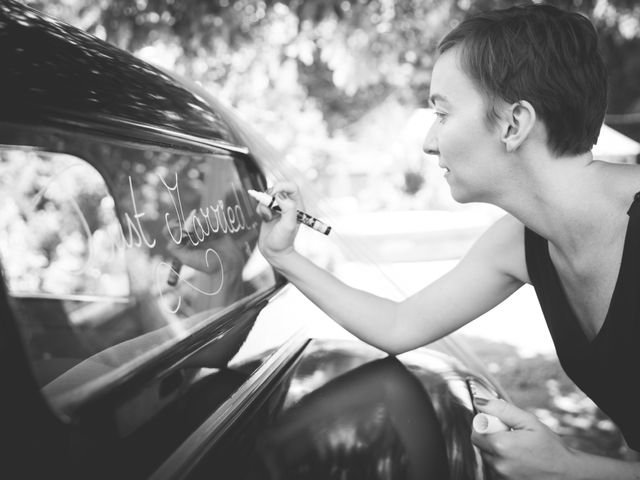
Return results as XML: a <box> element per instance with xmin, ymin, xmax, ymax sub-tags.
<box><xmin>259</xmin><ymin>183</ymin><xmax>527</xmax><ymax>354</ymax></box>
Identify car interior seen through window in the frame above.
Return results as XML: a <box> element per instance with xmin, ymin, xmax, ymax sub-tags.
<box><xmin>0</xmin><ymin>133</ymin><xmax>277</xmax><ymax>415</ymax></box>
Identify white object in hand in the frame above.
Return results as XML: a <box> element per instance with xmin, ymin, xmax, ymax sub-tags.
<box><xmin>473</xmin><ymin>413</ymin><xmax>509</xmax><ymax>434</ymax></box>
<box><xmin>247</xmin><ymin>189</ymin><xmax>331</xmax><ymax>235</ymax></box>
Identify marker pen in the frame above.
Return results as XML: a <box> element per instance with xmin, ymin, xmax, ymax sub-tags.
<box><xmin>167</xmin><ymin>209</ymin><xmax>197</xmax><ymax>286</ymax></box>
<box><xmin>247</xmin><ymin>189</ymin><xmax>331</xmax><ymax>235</ymax></box>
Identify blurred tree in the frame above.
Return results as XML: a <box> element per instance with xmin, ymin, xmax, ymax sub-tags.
<box><xmin>23</xmin><ymin>0</ymin><xmax>640</xmax><ymax>126</ymax></box>
<box><xmin>22</xmin><ymin>0</ymin><xmax>640</xmax><ymax>178</ymax></box>
<box><xmin>23</xmin><ymin>0</ymin><xmax>449</xmax><ymax>134</ymax></box>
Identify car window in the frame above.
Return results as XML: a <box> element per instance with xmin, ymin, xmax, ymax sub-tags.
<box><xmin>0</xmin><ymin>131</ymin><xmax>276</xmax><ymax>413</ymax></box>
<box><xmin>0</xmin><ymin>148</ymin><xmax>128</xmax><ymax>297</ymax></box>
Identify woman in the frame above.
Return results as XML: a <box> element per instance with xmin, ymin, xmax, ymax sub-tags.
<box><xmin>257</xmin><ymin>4</ymin><xmax>640</xmax><ymax>478</ymax></box>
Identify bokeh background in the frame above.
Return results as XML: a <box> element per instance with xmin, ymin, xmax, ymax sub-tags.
<box><xmin>24</xmin><ymin>0</ymin><xmax>640</xmax><ymax>461</ymax></box>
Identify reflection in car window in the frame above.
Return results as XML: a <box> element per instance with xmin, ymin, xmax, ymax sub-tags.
<box><xmin>0</xmin><ymin>138</ymin><xmax>276</xmax><ymax>409</ymax></box>
<box><xmin>0</xmin><ymin>148</ymin><xmax>127</xmax><ymax>297</ymax></box>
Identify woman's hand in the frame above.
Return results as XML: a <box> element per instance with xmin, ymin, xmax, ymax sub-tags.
<box><xmin>471</xmin><ymin>398</ymin><xmax>578</xmax><ymax>479</ymax></box>
<box><xmin>256</xmin><ymin>181</ymin><xmax>302</xmax><ymax>262</ymax></box>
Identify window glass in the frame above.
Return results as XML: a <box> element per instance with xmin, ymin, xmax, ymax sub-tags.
<box><xmin>0</xmin><ymin>137</ymin><xmax>275</xmax><ymax>411</ymax></box>
<box><xmin>0</xmin><ymin>148</ymin><xmax>127</xmax><ymax>297</ymax></box>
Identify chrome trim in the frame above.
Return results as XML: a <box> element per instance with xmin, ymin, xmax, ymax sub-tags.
<box><xmin>93</xmin><ymin>115</ymin><xmax>250</xmax><ymax>155</ymax></box>
<box><xmin>0</xmin><ymin>144</ymin><xmax>45</xmax><ymax>152</ymax></box>
<box><xmin>149</xmin><ymin>328</ymin><xmax>309</xmax><ymax>480</ymax></box>
<box><xmin>43</xmin><ymin>286</ymin><xmax>280</xmax><ymax>416</ymax></box>
<box><xmin>42</xmin><ymin>112</ymin><xmax>251</xmax><ymax>155</ymax></box>
<box><xmin>10</xmin><ymin>292</ymin><xmax>130</xmax><ymax>304</ymax></box>
<box><xmin>438</xmin><ymin>335</ymin><xmax>511</xmax><ymax>401</ymax></box>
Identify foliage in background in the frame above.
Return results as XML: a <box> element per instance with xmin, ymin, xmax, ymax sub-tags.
<box><xmin>24</xmin><ymin>1</ymin><xmax>640</xmax><ymax>122</ymax></box>
<box><xmin>22</xmin><ymin>0</ymin><xmax>640</xmax><ymax>205</ymax></box>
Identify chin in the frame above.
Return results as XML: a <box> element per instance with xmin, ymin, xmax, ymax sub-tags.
<box><xmin>448</xmin><ymin>185</ymin><xmax>475</xmax><ymax>204</ymax></box>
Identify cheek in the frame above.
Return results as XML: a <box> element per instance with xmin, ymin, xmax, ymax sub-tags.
<box><xmin>440</xmin><ymin>117</ymin><xmax>493</xmax><ymax>160</ymax></box>
<box><xmin>438</xmin><ymin>121</ymin><xmax>473</xmax><ymax>158</ymax></box>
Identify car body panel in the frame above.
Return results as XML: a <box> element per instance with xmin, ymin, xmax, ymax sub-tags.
<box><xmin>155</xmin><ymin>338</ymin><xmax>485</xmax><ymax>480</ymax></box>
<box><xmin>0</xmin><ymin>0</ymin><xmax>240</xmax><ymax>151</ymax></box>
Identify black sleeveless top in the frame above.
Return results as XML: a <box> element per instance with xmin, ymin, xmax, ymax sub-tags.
<box><xmin>524</xmin><ymin>192</ymin><xmax>640</xmax><ymax>451</ymax></box>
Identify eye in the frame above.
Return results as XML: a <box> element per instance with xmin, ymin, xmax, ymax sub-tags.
<box><xmin>434</xmin><ymin>111</ymin><xmax>448</xmax><ymax>123</ymax></box>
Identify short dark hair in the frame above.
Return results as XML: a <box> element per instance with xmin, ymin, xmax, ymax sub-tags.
<box><xmin>438</xmin><ymin>3</ymin><xmax>608</xmax><ymax>156</ymax></box>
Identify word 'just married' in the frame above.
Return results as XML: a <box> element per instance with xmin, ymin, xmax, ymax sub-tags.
<box><xmin>120</xmin><ymin>173</ymin><xmax>254</xmax><ymax>250</ymax></box>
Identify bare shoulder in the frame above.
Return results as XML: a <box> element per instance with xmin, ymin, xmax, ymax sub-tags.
<box><xmin>462</xmin><ymin>213</ymin><xmax>529</xmax><ymax>284</ymax></box>
<box><xmin>597</xmin><ymin>162</ymin><xmax>640</xmax><ymax>205</ymax></box>
<box><xmin>620</xmin><ymin>163</ymin><xmax>640</xmax><ymax>190</ymax></box>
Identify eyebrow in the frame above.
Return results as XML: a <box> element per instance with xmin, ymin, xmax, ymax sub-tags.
<box><xmin>429</xmin><ymin>93</ymin><xmax>450</xmax><ymax>106</ymax></box>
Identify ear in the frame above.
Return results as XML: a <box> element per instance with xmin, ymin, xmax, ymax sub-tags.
<box><xmin>501</xmin><ymin>101</ymin><xmax>536</xmax><ymax>153</ymax></box>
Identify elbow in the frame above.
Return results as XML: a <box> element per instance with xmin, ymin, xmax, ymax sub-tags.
<box><xmin>380</xmin><ymin>307</ymin><xmax>409</xmax><ymax>356</ymax></box>
<box><xmin>381</xmin><ymin>347</ymin><xmax>403</xmax><ymax>357</ymax></box>
<box><xmin>380</xmin><ymin>343</ymin><xmax>410</xmax><ymax>356</ymax></box>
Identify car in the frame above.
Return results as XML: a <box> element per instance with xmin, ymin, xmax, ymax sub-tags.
<box><xmin>0</xmin><ymin>1</ymin><xmax>506</xmax><ymax>478</ymax></box>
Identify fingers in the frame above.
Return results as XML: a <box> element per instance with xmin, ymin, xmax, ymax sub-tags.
<box><xmin>473</xmin><ymin>413</ymin><xmax>509</xmax><ymax>434</ymax></box>
<box><xmin>270</xmin><ymin>181</ymin><xmax>303</xmax><ymax>210</ymax></box>
<box><xmin>474</xmin><ymin>398</ymin><xmax>536</xmax><ymax>431</ymax></box>
<box><xmin>269</xmin><ymin>181</ymin><xmax>299</xmax><ymax>198</ymax></box>
<box><xmin>471</xmin><ymin>399</ymin><xmax>527</xmax><ymax>456</ymax></box>
<box><xmin>470</xmin><ymin>416</ymin><xmax>514</xmax><ymax>456</ymax></box>
<box><xmin>257</xmin><ymin>181</ymin><xmax>302</xmax><ymax>225</ymax></box>
<box><xmin>256</xmin><ymin>203</ymin><xmax>274</xmax><ymax>221</ymax></box>
<box><xmin>471</xmin><ymin>429</ymin><xmax>501</xmax><ymax>454</ymax></box>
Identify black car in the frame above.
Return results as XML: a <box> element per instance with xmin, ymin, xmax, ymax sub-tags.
<box><xmin>0</xmin><ymin>1</ymin><xmax>505</xmax><ymax>478</ymax></box>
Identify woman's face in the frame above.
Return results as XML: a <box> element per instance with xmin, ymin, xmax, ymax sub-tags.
<box><xmin>423</xmin><ymin>47</ymin><xmax>506</xmax><ymax>204</ymax></box>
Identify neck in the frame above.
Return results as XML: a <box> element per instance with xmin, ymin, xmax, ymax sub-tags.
<box><xmin>492</xmin><ymin>150</ymin><xmax>609</xmax><ymax>253</ymax></box>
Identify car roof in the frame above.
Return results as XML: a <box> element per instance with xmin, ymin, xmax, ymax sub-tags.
<box><xmin>0</xmin><ymin>0</ymin><xmax>240</xmax><ymax>151</ymax></box>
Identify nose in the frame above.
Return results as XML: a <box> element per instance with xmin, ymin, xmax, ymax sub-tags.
<box><xmin>422</xmin><ymin>120</ymin><xmax>439</xmax><ymax>156</ymax></box>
